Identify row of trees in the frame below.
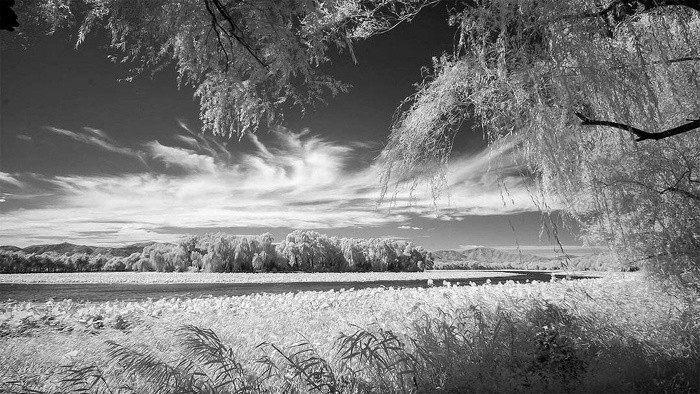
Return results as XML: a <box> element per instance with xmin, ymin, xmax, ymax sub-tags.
<box><xmin>0</xmin><ymin>250</ymin><xmax>142</xmax><ymax>273</ymax></box>
<box><xmin>0</xmin><ymin>231</ymin><xmax>433</xmax><ymax>274</ymax></box>
<box><xmin>278</xmin><ymin>230</ymin><xmax>431</xmax><ymax>272</ymax></box>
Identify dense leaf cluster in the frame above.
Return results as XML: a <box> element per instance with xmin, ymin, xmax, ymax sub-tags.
<box><xmin>12</xmin><ymin>0</ymin><xmax>434</xmax><ymax>136</ymax></box>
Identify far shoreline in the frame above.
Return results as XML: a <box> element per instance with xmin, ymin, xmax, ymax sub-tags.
<box><xmin>0</xmin><ymin>270</ymin><xmax>616</xmax><ymax>302</ymax></box>
<box><xmin>0</xmin><ymin>269</ymin><xmax>614</xmax><ymax>285</ymax></box>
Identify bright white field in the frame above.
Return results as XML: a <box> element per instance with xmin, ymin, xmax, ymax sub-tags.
<box><xmin>0</xmin><ymin>270</ymin><xmax>525</xmax><ymax>284</ymax></box>
<box><xmin>0</xmin><ymin>272</ymin><xmax>683</xmax><ymax>391</ymax></box>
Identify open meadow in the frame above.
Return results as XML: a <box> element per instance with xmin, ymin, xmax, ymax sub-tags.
<box><xmin>1</xmin><ymin>271</ymin><xmax>698</xmax><ymax>393</ymax></box>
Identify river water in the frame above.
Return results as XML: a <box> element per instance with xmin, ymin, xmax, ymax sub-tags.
<box><xmin>0</xmin><ymin>271</ymin><xmax>592</xmax><ymax>302</ymax></box>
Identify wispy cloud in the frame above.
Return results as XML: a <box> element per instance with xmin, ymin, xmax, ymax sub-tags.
<box><xmin>83</xmin><ymin>127</ymin><xmax>109</xmax><ymax>139</ymax></box>
<box><xmin>147</xmin><ymin>141</ymin><xmax>219</xmax><ymax>173</ymax></box>
<box><xmin>1</xmin><ymin>126</ymin><xmax>541</xmax><ymax>246</ymax></box>
<box><xmin>45</xmin><ymin>127</ymin><xmax>142</xmax><ymax>158</ymax></box>
<box><xmin>398</xmin><ymin>225</ymin><xmax>423</xmax><ymax>230</ymax></box>
<box><xmin>0</xmin><ymin>172</ymin><xmax>23</xmax><ymax>188</ymax></box>
<box><xmin>175</xmin><ymin>135</ymin><xmax>200</xmax><ymax>149</ymax></box>
<box><xmin>459</xmin><ymin>244</ymin><xmax>486</xmax><ymax>250</ymax></box>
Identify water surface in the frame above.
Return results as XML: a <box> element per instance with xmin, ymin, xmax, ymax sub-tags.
<box><xmin>0</xmin><ymin>271</ymin><xmax>591</xmax><ymax>302</ymax></box>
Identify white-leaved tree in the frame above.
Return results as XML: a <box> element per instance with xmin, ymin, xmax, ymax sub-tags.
<box><xmin>10</xmin><ymin>0</ymin><xmax>700</xmax><ymax>289</ymax></box>
<box><xmin>378</xmin><ymin>1</ymin><xmax>700</xmax><ymax>290</ymax></box>
<box><xmin>10</xmin><ymin>0</ymin><xmax>435</xmax><ymax>136</ymax></box>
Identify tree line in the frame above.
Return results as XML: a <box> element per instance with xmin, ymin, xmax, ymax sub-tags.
<box><xmin>0</xmin><ymin>231</ymin><xmax>433</xmax><ymax>274</ymax></box>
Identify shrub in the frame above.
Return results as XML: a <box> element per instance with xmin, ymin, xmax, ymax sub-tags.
<box><xmin>102</xmin><ymin>257</ymin><xmax>126</xmax><ymax>271</ymax></box>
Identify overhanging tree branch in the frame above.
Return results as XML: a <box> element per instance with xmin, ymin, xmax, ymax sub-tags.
<box><xmin>637</xmin><ymin>0</ymin><xmax>700</xmax><ymax>13</ymax></box>
<box><xmin>561</xmin><ymin>0</ymin><xmax>700</xmax><ymax>37</ymax></box>
<box><xmin>566</xmin><ymin>0</ymin><xmax>700</xmax><ymax>21</ymax></box>
<box><xmin>666</xmin><ymin>56</ymin><xmax>700</xmax><ymax>64</ymax></box>
<box><xmin>204</xmin><ymin>0</ymin><xmax>270</xmax><ymax>70</ymax></box>
<box><xmin>662</xmin><ymin>186</ymin><xmax>700</xmax><ymax>201</ymax></box>
<box><xmin>575</xmin><ymin>112</ymin><xmax>700</xmax><ymax>141</ymax></box>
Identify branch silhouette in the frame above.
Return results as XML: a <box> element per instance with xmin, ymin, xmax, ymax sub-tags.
<box><xmin>575</xmin><ymin>113</ymin><xmax>700</xmax><ymax>142</ymax></box>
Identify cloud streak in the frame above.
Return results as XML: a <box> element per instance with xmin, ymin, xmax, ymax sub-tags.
<box><xmin>0</xmin><ymin>172</ymin><xmax>23</xmax><ymax>188</ymax></box>
<box><xmin>147</xmin><ymin>141</ymin><xmax>219</xmax><ymax>173</ymax></box>
<box><xmin>45</xmin><ymin>127</ymin><xmax>143</xmax><ymax>159</ymax></box>
<box><xmin>1</xmin><ymin>126</ymin><xmax>541</xmax><ymax>246</ymax></box>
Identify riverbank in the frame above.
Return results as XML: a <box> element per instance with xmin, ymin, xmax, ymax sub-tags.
<box><xmin>0</xmin><ymin>269</ymin><xmax>610</xmax><ymax>284</ymax></box>
<box><xmin>1</xmin><ymin>270</ymin><xmax>608</xmax><ymax>302</ymax></box>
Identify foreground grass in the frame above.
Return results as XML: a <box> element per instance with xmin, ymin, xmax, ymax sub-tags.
<box><xmin>1</xmin><ymin>273</ymin><xmax>698</xmax><ymax>393</ymax></box>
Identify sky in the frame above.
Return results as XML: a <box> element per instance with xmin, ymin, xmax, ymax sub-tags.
<box><xmin>0</xmin><ymin>5</ymin><xmax>581</xmax><ymax>252</ymax></box>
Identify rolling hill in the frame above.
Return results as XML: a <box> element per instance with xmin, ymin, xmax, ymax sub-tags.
<box><xmin>432</xmin><ymin>247</ymin><xmax>551</xmax><ymax>264</ymax></box>
<box><xmin>0</xmin><ymin>242</ymin><xmax>153</xmax><ymax>257</ymax></box>
<box><xmin>432</xmin><ymin>247</ymin><xmax>622</xmax><ymax>271</ymax></box>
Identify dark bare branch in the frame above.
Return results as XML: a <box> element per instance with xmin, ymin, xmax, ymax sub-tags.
<box><xmin>563</xmin><ymin>0</ymin><xmax>700</xmax><ymax>33</ymax></box>
<box><xmin>204</xmin><ymin>0</ymin><xmax>269</xmax><ymax>69</ymax></box>
<box><xmin>661</xmin><ymin>186</ymin><xmax>700</xmax><ymax>201</ymax></box>
<box><xmin>204</xmin><ymin>0</ymin><xmax>231</xmax><ymax>74</ymax></box>
<box><xmin>637</xmin><ymin>0</ymin><xmax>700</xmax><ymax>13</ymax></box>
<box><xmin>575</xmin><ymin>112</ymin><xmax>700</xmax><ymax>141</ymax></box>
<box><xmin>666</xmin><ymin>56</ymin><xmax>700</xmax><ymax>64</ymax></box>
<box><xmin>600</xmin><ymin>175</ymin><xmax>700</xmax><ymax>201</ymax></box>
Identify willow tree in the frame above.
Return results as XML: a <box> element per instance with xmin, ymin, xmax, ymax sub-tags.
<box><xmin>11</xmin><ymin>0</ymin><xmax>433</xmax><ymax>136</ymax></box>
<box><xmin>380</xmin><ymin>1</ymin><xmax>700</xmax><ymax>289</ymax></box>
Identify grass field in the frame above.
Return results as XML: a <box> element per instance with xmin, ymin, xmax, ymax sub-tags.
<box><xmin>1</xmin><ymin>272</ymin><xmax>698</xmax><ymax>393</ymax></box>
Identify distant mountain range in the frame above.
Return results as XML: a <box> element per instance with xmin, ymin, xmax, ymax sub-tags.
<box><xmin>0</xmin><ymin>242</ymin><xmax>153</xmax><ymax>257</ymax></box>
<box><xmin>431</xmin><ymin>247</ymin><xmax>619</xmax><ymax>271</ymax></box>
<box><xmin>432</xmin><ymin>247</ymin><xmax>551</xmax><ymax>263</ymax></box>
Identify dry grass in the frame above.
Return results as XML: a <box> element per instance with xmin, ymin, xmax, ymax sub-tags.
<box><xmin>1</xmin><ymin>273</ymin><xmax>697</xmax><ymax>393</ymax></box>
